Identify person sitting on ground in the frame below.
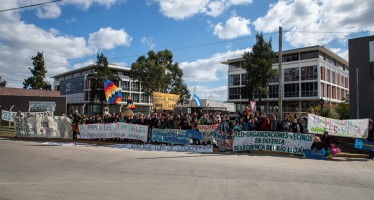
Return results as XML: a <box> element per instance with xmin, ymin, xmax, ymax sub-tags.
<box><xmin>320</xmin><ymin>131</ymin><xmax>332</xmax><ymax>149</ymax></box>
<box><xmin>311</xmin><ymin>136</ymin><xmax>327</xmax><ymax>151</ymax></box>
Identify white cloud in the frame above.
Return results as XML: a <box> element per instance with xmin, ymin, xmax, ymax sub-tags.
<box><xmin>141</xmin><ymin>37</ymin><xmax>156</xmax><ymax>50</ymax></box>
<box><xmin>88</xmin><ymin>27</ymin><xmax>132</xmax><ymax>50</ymax></box>
<box><xmin>329</xmin><ymin>48</ymin><xmax>348</xmax><ymax>61</ymax></box>
<box><xmin>253</xmin><ymin>0</ymin><xmax>374</xmax><ymax>47</ymax></box>
<box><xmin>0</xmin><ymin>1</ymin><xmax>129</xmax><ymax>88</ymax></box>
<box><xmin>213</xmin><ymin>16</ymin><xmax>251</xmax><ymax>39</ymax></box>
<box><xmin>190</xmin><ymin>85</ymin><xmax>228</xmax><ymax>101</ymax></box>
<box><xmin>180</xmin><ymin>48</ymin><xmax>249</xmax><ymax>82</ymax></box>
<box><xmin>36</xmin><ymin>3</ymin><xmax>61</xmax><ymax>19</ymax></box>
<box><xmin>155</xmin><ymin>0</ymin><xmax>253</xmax><ymax>20</ymax></box>
<box><xmin>27</xmin><ymin>0</ymin><xmax>120</xmax><ymax>19</ymax></box>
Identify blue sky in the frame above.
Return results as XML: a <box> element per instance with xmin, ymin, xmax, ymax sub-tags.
<box><xmin>1</xmin><ymin>0</ymin><xmax>373</xmax><ymax>101</ymax></box>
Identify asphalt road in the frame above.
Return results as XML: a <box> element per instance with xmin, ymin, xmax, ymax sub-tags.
<box><xmin>1</xmin><ymin>138</ymin><xmax>374</xmax><ymax>200</ymax></box>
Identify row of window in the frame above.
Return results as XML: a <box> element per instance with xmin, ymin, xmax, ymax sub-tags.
<box><xmin>229</xmin><ymin>65</ymin><xmax>319</xmax><ymax>86</ymax></box>
<box><xmin>321</xmin><ymin>66</ymin><xmax>348</xmax><ymax>88</ymax></box>
<box><xmin>229</xmin><ymin>82</ymin><xmax>347</xmax><ymax>100</ymax></box>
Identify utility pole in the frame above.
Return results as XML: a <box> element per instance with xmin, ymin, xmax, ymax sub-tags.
<box><xmin>278</xmin><ymin>26</ymin><xmax>283</xmax><ymax>120</ymax></box>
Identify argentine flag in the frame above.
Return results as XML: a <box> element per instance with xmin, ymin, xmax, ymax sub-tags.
<box><xmin>193</xmin><ymin>94</ymin><xmax>202</xmax><ymax>107</ymax></box>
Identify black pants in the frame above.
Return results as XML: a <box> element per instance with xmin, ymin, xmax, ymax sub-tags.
<box><xmin>73</xmin><ymin>131</ymin><xmax>78</xmax><ymax>139</ymax></box>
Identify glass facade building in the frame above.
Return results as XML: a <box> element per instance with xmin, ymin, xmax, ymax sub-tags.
<box><xmin>222</xmin><ymin>46</ymin><xmax>349</xmax><ymax>114</ymax></box>
<box><xmin>52</xmin><ymin>64</ymin><xmax>152</xmax><ymax>115</ymax></box>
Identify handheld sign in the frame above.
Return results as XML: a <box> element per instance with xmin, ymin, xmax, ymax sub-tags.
<box><xmin>355</xmin><ymin>139</ymin><xmax>374</xmax><ymax>151</ymax></box>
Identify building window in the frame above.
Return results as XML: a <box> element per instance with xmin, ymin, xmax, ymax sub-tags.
<box><xmin>241</xmin><ymin>73</ymin><xmax>248</xmax><ymax>85</ymax></box>
<box><xmin>341</xmin><ymin>76</ymin><xmax>345</xmax><ymax>87</ymax></box>
<box><xmin>345</xmin><ymin>77</ymin><xmax>348</xmax><ymax>88</ymax></box>
<box><xmin>283</xmin><ymin>53</ymin><xmax>299</xmax><ymax>62</ymax></box>
<box><xmin>320</xmin><ymin>66</ymin><xmax>325</xmax><ymax>81</ymax></box>
<box><xmin>270</xmin><ymin>70</ymin><xmax>279</xmax><ymax>83</ymax></box>
<box><xmin>300</xmin><ymin>51</ymin><xmax>319</xmax><ymax>60</ymax></box>
<box><xmin>321</xmin><ymin>83</ymin><xmax>325</xmax><ymax>97</ymax></box>
<box><xmin>141</xmin><ymin>94</ymin><xmax>149</xmax><ymax>103</ymax></box>
<box><xmin>332</xmin><ymin>71</ymin><xmax>336</xmax><ymax>84</ymax></box>
<box><xmin>327</xmin><ymin>85</ymin><xmax>331</xmax><ymax>98</ymax></box>
<box><xmin>301</xmin><ymin>82</ymin><xmax>318</xmax><ymax>97</ymax></box>
<box><xmin>229</xmin><ymin>74</ymin><xmax>241</xmax><ymax>86</ymax></box>
<box><xmin>268</xmin><ymin>85</ymin><xmax>278</xmax><ymax>98</ymax></box>
<box><xmin>229</xmin><ymin>62</ymin><xmax>241</xmax><ymax>70</ymax></box>
<box><xmin>337</xmin><ymin>88</ymin><xmax>341</xmax><ymax>100</ymax></box>
<box><xmin>301</xmin><ymin>65</ymin><xmax>317</xmax><ymax>80</ymax></box>
<box><xmin>229</xmin><ymin>87</ymin><xmax>241</xmax><ymax>99</ymax></box>
<box><xmin>131</xmin><ymin>82</ymin><xmax>140</xmax><ymax>92</ymax></box>
<box><xmin>284</xmin><ymin>68</ymin><xmax>299</xmax><ymax>82</ymax></box>
<box><xmin>122</xmin><ymin>92</ymin><xmax>129</xmax><ymax>102</ymax></box>
<box><xmin>332</xmin><ymin>86</ymin><xmax>336</xmax><ymax>99</ymax></box>
<box><xmin>284</xmin><ymin>83</ymin><xmax>299</xmax><ymax>97</ymax></box>
<box><xmin>123</xmin><ymin>81</ymin><xmax>130</xmax><ymax>91</ymax></box>
<box><xmin>131</xmin><ymin>93</ymin><xmax>140</xmax><ymax>103</ymax></box>
<box><xmin>327</xmin><ymin>70</ymin><xmax>331</xmax><ymax>82</ymax></box>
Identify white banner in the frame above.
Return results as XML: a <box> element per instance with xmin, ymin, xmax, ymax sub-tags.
<box><xmin>233</xmin><ymin>131</ymin><xmax>314</xmax><ymax>155</ymax></box>
<box><xmin>108</xmin><ymin>144</ymin><xmax>213</xmax><ymax>153</ymax></box>
<box><xmin>14</xmin><ymin>116</ymin><xmax>72</xmax><ymax>139</ymax></box>
<box><xmin>307</xmin><ymin>113</ymin><xmax>369</xmax><ymax>138</ymax></box>
<box><xmin>1</xmin><ymin>110</ymin><xmax>49</xmax><ymax>122</ymax></box>
<box><xmin>29</xmin><ymin>101</ymin><xmax>56</xmax><ymax>112</ymax></box>
<box><xmin>79</xmin><ymin>123</ymin><xmax>148</xmax><ymax>142</ymax></box>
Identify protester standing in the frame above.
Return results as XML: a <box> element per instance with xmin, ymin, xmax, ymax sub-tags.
<box><xmin>71</xmin><ymin>110</ymin><xmax>82</xmax><ymax>139</ymax></box>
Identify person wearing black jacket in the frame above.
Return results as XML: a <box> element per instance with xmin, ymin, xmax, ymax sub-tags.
<box><xmin>367</xmin><ymin>122</ymin><xmax>374</xmax><ymax>159</ymax></box>
<box><xmin>311</xmin><ymin>136</ymin><xmax>327</xmax><ymax>151</ymax></box>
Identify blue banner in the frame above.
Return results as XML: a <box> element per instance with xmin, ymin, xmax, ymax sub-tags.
<box><xmin>151</xmin><ymin>129</ymin><xmax>189</xmax><ymax>145</ymax></box>
<box><xmin>355</xmin><ymin>139</ymin><xmax>374</xmax><ymax>151</ymax></box>
<box><xmin>305</xmin><ymin>149</ymin><xmax>326</xmax><ymax>160</ymax></box>
<box><xmin>186</xmin><ymin>129</ymin><xmax>203</xmax><ymax>140</ymax></box>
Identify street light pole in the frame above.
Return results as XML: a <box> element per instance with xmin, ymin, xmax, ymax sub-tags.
<box><xmin>319</xmin><ymin>98</ymin><xmax>325</xmax><ymax>116</ymax></box>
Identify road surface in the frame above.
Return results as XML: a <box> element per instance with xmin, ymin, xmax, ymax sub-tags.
<box><xmin>0</xmin><ymin>138</ymin><xmax>373</xmax><ymax>200</ymax></box>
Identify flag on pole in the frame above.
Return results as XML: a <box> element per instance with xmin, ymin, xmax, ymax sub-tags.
<box><xmin>104</xmin><ymin>80</ymin><xmax>122</xmax><ymax>104</ymax></box>
<box><xmin>193</xmin><ymin>94</ymin><xmax>202</xmax><ymax>107</ymax></box>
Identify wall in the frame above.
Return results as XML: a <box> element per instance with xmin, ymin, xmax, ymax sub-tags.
<box><xmin>349</xmin><ymin>35</ymin><xmax>374</xmax><ymax>120</ymax></box>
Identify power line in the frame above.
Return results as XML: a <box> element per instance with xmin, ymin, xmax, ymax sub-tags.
<box><xmin>0</xmin><ymin>0</ymin><xmax>63</xmax><ymax>13</ymax></box>
<box><xmin>0</xmin><ymin>30</ymin><xmax>367</xmax><ymax>68</ymax></box>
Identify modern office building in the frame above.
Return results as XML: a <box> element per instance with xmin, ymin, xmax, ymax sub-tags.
<box><xmin>348</xmin><ymin>35</ymin><xmax>374</xmax><ymax>120</ymax></box>
<box><xmin>222</xmin><ymin>45</ymin><xmax>349</xmax><ymax>115</ymax></box>
<box><xmin>51</xmin><ymin>64</ymin><xmax>152</xmax><ymax>115</ymax></box>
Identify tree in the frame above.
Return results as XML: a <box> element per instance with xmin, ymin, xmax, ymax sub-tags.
<box><xmin>88</xmin><ymin>53</ymin><xmax>119</xmax><ymax>104</ymax></box>
<box><xmin>130</xmin><ymin>49</ymin><xmax>190</xmax><ymax>102</ymax></box>
<box><xmin>335</xmin><ymin>96</ymin><xmax>349</xmax><ymax>119</ymax></box>
<box><xmin>241</xmin><ymin>33</ymin><xmax>276</xmax><ymax>115</ymax></box>
<box><xmin>23</xmin><ymin>52</ymin><xmax>52</xmax><ymax>90</ymax></box>
<box><xmin>0</xmin><ymin>76</ymin><xmax>6</xmax><ymax>87</ymax></box>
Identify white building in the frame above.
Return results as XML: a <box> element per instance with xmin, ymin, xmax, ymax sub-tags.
<box><xmin>222</xmin><ymin>45</ymin><xmax>349</xmax><ymax>114</ymax></box>
<box><xmin>51</xmin><ymin>64</ymin><xmax>152</xmax><ymax>115</ymax></box>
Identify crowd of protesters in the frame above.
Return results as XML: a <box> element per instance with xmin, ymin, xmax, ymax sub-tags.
<box><xmin>67</xmin><ymin>106</ymin><xmax>312</xmax><ymax>141</ymax></box>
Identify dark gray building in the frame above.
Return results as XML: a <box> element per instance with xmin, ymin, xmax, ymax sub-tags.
<box><xmin>349</xmin><ymin>35</ymin><xmax>374</xmax><ymax>120</ymax></box>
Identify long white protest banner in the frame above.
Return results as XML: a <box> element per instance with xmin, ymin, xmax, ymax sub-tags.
<box><xmin>307</xmin><ymin>113</ymin><xmax>369</xmax><ymax>138</ymax></box>
<box><xmin>14</xmin><ymin>116</ymin><xmax>72</xmax><ymax>139</ymax></box>
<box><xmin>107</xmin><ymin>144</ymin><xmax>213</xmax><ymax>153</ymax></box>
<box><xmin>233</xmin><ymin>131</ymin><xmax>314</xmax><ymax>155</ymax></box>
<box><xmin>78</xmin><ymin>123</ymin><xmax>148</xmax><ymax>142</ymax></box>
